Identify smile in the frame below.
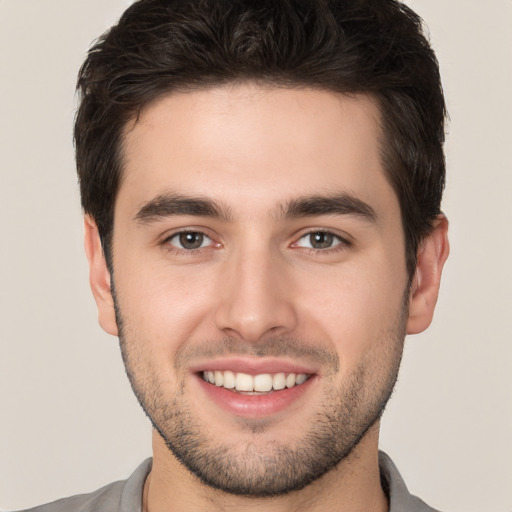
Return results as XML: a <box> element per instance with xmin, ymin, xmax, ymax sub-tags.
<box><xmin>202</xmin><ymin>371</ymin><xmax>310</xmax><ymax>393</ymax></box>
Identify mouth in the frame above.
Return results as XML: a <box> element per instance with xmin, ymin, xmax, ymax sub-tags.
<box><xmin>193</xmin><ymin>360</ymin><xmax>317</xmax><ymax>418</ymax></box>
<box><xmin>201</xmin><ymin>370</ymin><xmax>310</xmax><ymax>394</ymax></box>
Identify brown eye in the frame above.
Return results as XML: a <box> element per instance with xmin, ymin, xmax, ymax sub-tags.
<box><xmin>294</xmin><ymin>231</ymin><xmax>346</xmax><ymax>250</ymax></box>
<box><xmin>168</xmin><ymin>231</ymin><xmax>210</xmax><ymax>250</ymax></box>
<box><xmin>309</xmin><ymin>232</ymin><xmax>334</xmax><ymax>249</ymax></box>
<box><xmin>180</xmin><ymin>232</ymin><xmax>204</xmax><ymax>249</ymax></box>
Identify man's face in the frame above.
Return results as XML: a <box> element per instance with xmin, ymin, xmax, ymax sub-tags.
<box><xmin>103</xmin><ymin>86</ymin><xmax>411</xmax><ymax>495</ymax></box>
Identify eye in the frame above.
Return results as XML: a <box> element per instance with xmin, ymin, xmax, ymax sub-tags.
<box><xmin>167</xmin><ymin>231</ymin><xmax>213</xmax><ymax>250</ymax></box>
<box><xmin>295</xmin><ymin>231</ymin><xmax>345</xmax><ymax>250</ymax></box>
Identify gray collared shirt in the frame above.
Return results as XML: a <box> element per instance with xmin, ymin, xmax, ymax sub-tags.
<box><xmin>18</xmin><ymin>452</ymin><xmax>443</xmax><ymax>512</ymax></box>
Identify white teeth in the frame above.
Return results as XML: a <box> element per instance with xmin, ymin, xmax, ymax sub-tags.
<box><xmin>286</xmin><ymin>373</ymin><xmax>296</xmax><ymax>388</ymax></box>
<box><xmin>296</xmin><ymin>373</ymin><xmax>308</xmax><ymax>385</ymax></box>
<box><xmin>202</xmin><ymin>371</ymin><xmax>309</xmax><ymax>392</ymax></box>
<box><xmin>235</xmin><ymin>373</ymin><xmax>253</xmax><ymax>391</ymax></box>
<box><xmin>273</xmin><ymin>373</ymin><xmax>286</xmax><ymax>390</ymax></box>
<box><xmin>223</xmin><ymin>370</ymin><xmax>235</xmax><ymax>389</ymax></box>
<box><xmin>253</xmin><ymin>374</ymin><xmax>273</xmax><ymax>392</ymax></box>
<box><xmin>214</xmin><ymin>371</ymin><xmax>224</xmax><ymax>387</ymax></box>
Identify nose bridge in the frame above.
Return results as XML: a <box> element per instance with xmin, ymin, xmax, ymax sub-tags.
<box><xmin>214</xmin><ymin>241</ymin><xmax>297</xmax><ymax>342</ymax></box>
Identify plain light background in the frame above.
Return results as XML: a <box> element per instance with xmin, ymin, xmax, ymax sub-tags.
<box><xmin>1</xmin><ymin>1</ymin><xmax>511</xmax><ymax>510</ymax></box>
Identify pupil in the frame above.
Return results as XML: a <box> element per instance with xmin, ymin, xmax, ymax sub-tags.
<box><xmin>180</xmin><ymin>232</ymin><xmax>203</xmax><ymax>249</ymax></box>
<box><xmin>311</xmin><ymin>232</ymin><xmax>333</xmax><ymax>249</ymax></box>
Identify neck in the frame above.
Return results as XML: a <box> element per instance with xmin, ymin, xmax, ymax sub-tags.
<box><xmin>143</xmin><ymin>427</ymin><xmax>388</xmax><ymax>512</ymax></box>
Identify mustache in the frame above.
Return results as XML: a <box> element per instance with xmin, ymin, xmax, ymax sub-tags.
<box><xmin>175</xmin><ymin>336</ymin><xmax>339</xmax><ymax>372</ymax></box>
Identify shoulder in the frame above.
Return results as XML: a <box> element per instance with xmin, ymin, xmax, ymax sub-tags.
<box><xmin>18</xmin><ymin>481</ymin><xmax>126</xmax><ymax>512</ymax></box>
<box><xmin>15</xmin><ymin>459</ymin><xmax>152</xmax><ymax>512</ymax></box>
<box><xmin>379</xmin><ymin>452</ymin><xmax>445</xmax><ymax>512</ymax></box>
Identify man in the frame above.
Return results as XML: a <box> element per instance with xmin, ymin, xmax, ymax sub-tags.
<box><xmin>24</xmin><ymin>0</ymin><xmax>449</xmax><ymax>510</ymax></box>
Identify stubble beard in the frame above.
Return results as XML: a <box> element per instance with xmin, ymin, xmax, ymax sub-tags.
<box><xmin>114</xmin><ymin>290</ymin><xmax>408</xmax><ymax>497</ymax></box>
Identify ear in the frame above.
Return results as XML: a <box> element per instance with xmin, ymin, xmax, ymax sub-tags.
<box><xmin>406</xmin><ymin>215</ymin><xmax>450</xmax><ymax>335</ymax></box>
<box><xmin>83</xmin><ymin>215</ymin><xmax>119</xmax><ymax>336</ymax></box>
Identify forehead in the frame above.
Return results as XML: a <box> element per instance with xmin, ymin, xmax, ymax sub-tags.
<box><xmin>119</xmin><ymin>85</ymin><xmax>396</xmax><ymax>221</ymax></box>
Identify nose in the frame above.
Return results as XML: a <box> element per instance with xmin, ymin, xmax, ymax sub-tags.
<box><xmin>214</xmin><ymin>246</ymin><xmax>298</xmax><ymax>343</ymax></box>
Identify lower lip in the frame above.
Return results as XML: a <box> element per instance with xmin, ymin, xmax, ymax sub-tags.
<box><xmin>196</xmin><ymin>375</ymin><xmax>315</xmax><ymax>418</ymax></box>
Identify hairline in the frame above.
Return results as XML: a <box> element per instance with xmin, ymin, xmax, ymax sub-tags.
<box><xmin>100</xmin><ymin>81</ymin><xmax>421</xmax><ymax>276</ymax></box>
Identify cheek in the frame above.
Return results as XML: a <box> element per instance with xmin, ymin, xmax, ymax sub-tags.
<box><xmin>114</xmin><ymin>264</ymin><xmax>222</xmax><ymax>397</ymax></box>
<box><xmin>296</xmin><ymin>253</ymin><xmax>407</xmax><ymax>359</ymax></box>
<box><xmin>113</xmin><ymin>258</ymin><xmax>219</xmax><ymax>353</ymax></box>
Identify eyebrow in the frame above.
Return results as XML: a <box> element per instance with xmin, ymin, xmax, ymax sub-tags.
<box><xmin>134</xmin><ymin>191</ymin><xmax>377</xmax><ymax>225</ymax></box>
<box><xmin>134</xmin><ymin>193</ymin><xmax>232</xmax><ymax>223</ymax></box>
<box><xmin>280</xmin><ymin>193</ymin><xmax>377</xmax><ymax>222</ymax></box>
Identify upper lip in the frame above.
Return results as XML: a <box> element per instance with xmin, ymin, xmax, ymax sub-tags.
<box><xmin>189</xmin><ymin>357</ymin><xmax>317</xmax><ymax>376</ymax></box>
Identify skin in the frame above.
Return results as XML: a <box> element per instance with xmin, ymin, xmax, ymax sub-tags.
<box><xmin>85</xmin><ymin>85</ymin><xmax>449</xmax><ymax>512</ymax></box>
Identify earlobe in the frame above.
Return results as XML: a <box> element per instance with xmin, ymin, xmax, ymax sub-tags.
<box><xmin>83</xmin><ymin>216</ymin><xmax>119</xmax><ymax>336</ymax></box>
<box><xmin>406</xmin><ymin>215</ymin><xmax>450</xmax><ymax>335</ymax></box>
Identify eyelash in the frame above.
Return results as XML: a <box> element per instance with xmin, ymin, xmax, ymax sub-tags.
<box><xmin>161</xmin><ymin>229</ymin><xmax>351</xmax><ymax>255</ymax></box>
<box><xmin>291</xmin><ymin>230</ymin><xmax>351</xmax><ymax>254</ymax></box>
<box><xmin>163</xmin><ymin>230</ymin><xmax>217</xmax><ymax>255</ymax></box>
